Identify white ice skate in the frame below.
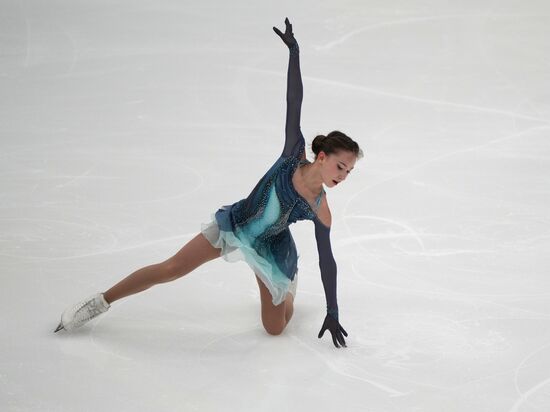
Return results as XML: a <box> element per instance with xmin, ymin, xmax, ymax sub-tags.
<box><xmin>54</xmin><ymin>293</ymin><xmax>110</xmax><ymax>332</ymax></box>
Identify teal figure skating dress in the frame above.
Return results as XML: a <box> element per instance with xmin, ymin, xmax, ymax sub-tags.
<box><xmin>201</xmin><ymin>41</ymin><xmax>339</xmax><ymax>320</ymax></box>
<box><xmin>201</xmin><ymin>140</ymin><xmax>325</xmax><ymax>306</ymax></box>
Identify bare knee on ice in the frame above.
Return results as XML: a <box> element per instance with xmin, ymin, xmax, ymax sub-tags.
<box><xmin>263</xmin><ymin>320</ymin><xmax>286</xmax><ymax>336</ymax></box>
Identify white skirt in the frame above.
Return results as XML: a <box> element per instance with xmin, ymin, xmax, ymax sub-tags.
<box><xmin>200</xmin><ymin>213</ymin><xmax>298</xmax><ymax>304</ymax></box>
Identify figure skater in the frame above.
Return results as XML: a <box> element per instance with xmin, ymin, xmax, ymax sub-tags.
<box><xmin>54</xmin><ymin>17</ymin><xmax>363</xmax><ymax>348</ymax></box>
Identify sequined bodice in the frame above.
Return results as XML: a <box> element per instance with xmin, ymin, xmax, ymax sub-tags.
<box><xmin>225</xmin><ymin>143</ymin><xmax>324</xmax><ymax>242</ymax></box>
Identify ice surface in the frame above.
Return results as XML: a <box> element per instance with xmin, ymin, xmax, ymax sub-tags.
<box><xmin>1</xmin><ymin>0</ymin><xmax>550</xmax><ymax>411</ymax></box>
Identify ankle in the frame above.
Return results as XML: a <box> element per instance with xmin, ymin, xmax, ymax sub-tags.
<box><xmin>102</xmin><ymin>291</ymin><xmax>114</xmax><ymax>305</ymax></box>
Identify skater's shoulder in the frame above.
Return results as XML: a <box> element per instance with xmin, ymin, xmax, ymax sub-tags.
<box><xmin>314</xmin><ymin>194</ymin><xmax>331</xmax><ymax>229</ymax></box>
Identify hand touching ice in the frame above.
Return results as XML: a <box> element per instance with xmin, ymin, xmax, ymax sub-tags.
<box><xmin>318</xmin><ymin>312</ymin><xmax>348</xmax><ymax>348</ymax></box>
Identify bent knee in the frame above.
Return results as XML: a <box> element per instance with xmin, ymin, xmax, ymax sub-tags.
<box><xmin>263</xmin><ymin>320</ymin><xmax>286</xmax><ymax>336</ymax></box>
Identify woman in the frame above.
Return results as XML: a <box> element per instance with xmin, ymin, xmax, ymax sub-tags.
<box><xmin>54</xmin><ymin>17</ymin><xmax>363</xmax><ymax>348</ymax></box>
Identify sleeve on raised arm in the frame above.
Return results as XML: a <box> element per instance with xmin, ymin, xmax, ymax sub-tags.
<box><xmin>281</xmin><ymin>42</ymin><xmax>304</xmax><ymax>157</ymax></box>
<box><xmin>314</xmin><ymin>216</ymin><xmax>339</xmax><ymax>320</ymax></box>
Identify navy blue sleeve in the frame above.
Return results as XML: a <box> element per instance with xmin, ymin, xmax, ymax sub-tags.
<box><xmin>314</xmin><ymin>216</ymin><xmax>339</xmax><ymax>320</ymax></box>
<box><xmin>281</xmin><ymin>41</ymin><xmax>304</xmax><ymax>158</ymax></box>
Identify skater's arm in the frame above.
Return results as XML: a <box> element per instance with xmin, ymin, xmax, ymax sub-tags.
<box><xmin>282</xmin><ymin>42</ymin><xmax>303</xmax><ymax>157</ymax></box>
<box><xmin>313</xmin><ymin>205</ymin><xmax>338</xmax><ymax>320</ymax></box>
<box><xmin>314</xmin><ymin>208</ymin><xmax>348</xmax><ymax>348</ymax></box>
<box><xmin>274</xmin><ymin>18</ymin><xmax>304</xmax><ymax>157</ymax></box>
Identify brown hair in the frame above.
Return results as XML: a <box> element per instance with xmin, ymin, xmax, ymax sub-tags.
<box><xmin>310</xmin><ymin>130</ymin><xmax>363</xmax><ymax>160</ymax></box>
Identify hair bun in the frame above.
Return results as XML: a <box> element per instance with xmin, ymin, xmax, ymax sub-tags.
<box><xmin>309</xmin><ymin>130</ymin><xmax>363</xmax><ymax>160</ymax></box>
<box><xmin>311</xmin><ymin>134</ymin><xmax>326</xmax><ymax>155</ymax></box>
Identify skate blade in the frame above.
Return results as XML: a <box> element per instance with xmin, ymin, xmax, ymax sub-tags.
<box><xmin>54</xmin><ymin>321</ymin><xmax>65</xmax><ymax>333</ymax></box>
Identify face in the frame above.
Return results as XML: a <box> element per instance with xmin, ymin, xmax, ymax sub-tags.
<box><xmin>318</xmin><ymin>150</ymin><xmax>357</xmax><ymax>187</ymax></box>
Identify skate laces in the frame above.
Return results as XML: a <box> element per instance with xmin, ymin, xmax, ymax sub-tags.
<box><xmin>73</xmin><ymin>295</ymin><xmax>108</xmax><ymax>325</ymax></box>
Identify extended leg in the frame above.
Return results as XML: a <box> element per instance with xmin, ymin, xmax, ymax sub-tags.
<box><xmin>103</xmin><ymin>233</ymin><xmax>222</xmax><ymax>304</ymax></box>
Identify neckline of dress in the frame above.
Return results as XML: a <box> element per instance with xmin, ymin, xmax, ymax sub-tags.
<box><xmin>292</xmin><ymin>159</ymin><xmax>324</xmax><ymax>213</ymax></box>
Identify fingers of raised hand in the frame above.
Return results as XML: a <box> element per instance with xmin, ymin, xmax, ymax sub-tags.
<box><xmin>282</xmin><ymin>17</ymin><xmax>292</xmax><ymax>34</ymax></box>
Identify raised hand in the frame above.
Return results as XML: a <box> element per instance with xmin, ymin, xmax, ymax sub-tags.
<box><xmin>273</xmin><ymin>17</ymin><xmax>298</xmax><ymax>48</ymax></box>
<box><xmin>318</xmin><ymin>313</ymin><xmax>348</xmax><ymax>348</ymax></box>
